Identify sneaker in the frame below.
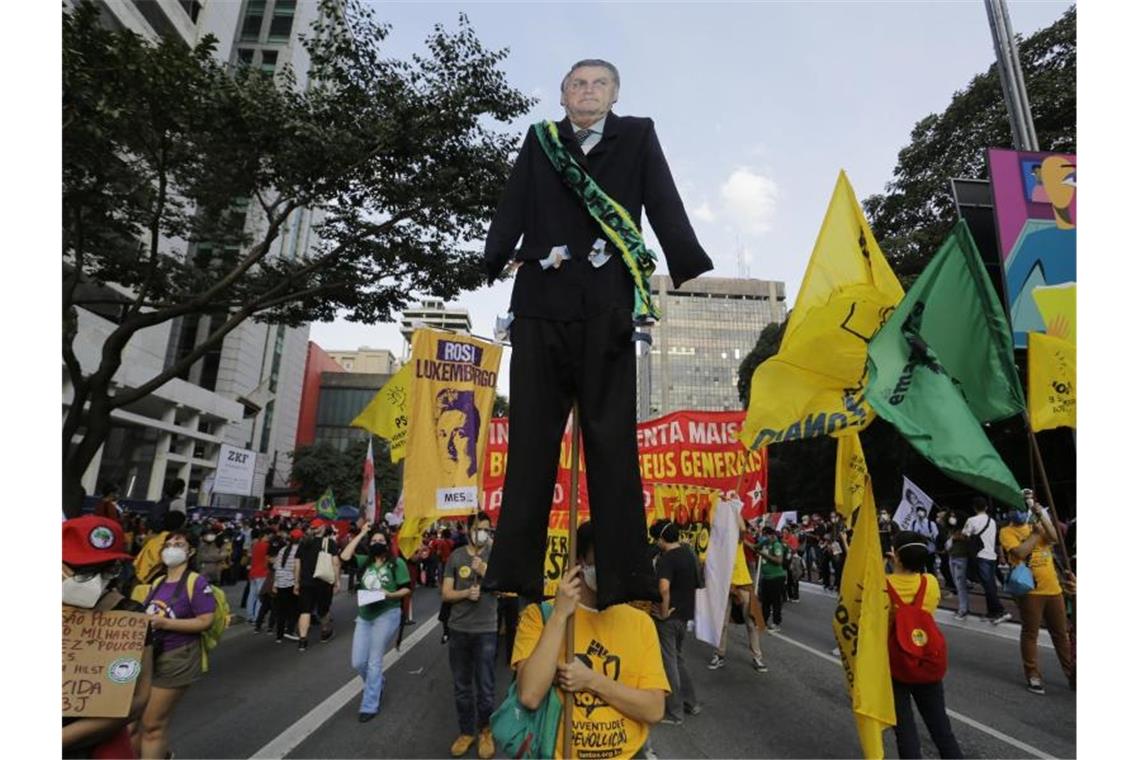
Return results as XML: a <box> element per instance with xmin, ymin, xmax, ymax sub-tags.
<box><xmin>954</xmin><ymin>612</ymin><xmax>969</xmax><ymax>620</ymax></box>
<box><xmin>477</xmin><ymin>727</ymin><xmax>495</xmax><ymax>760</ymax></box>
<box><xmin>768</xmin><ymin>625</ymin><xmax>781</xmax><ymax>633</ymax></box>
<box><xmin>659</xmin><ymin>715</ymin><xmax>683</xmax><ymax>726</ymax></box>
<box><xmin>684</xmin><ymin>702</ymin><xmax>703</xmax><ymax>715</ymax></box>
<box><xmin>283</xmin><ymin>633</ymin><xmax>300</xmax><ymax>641</ymax></box>
<box><xmin>707</xmin><ymin>654</ymin><xmax>726</xmax><ymax>670</ymax></box>
<box><xmin>831</xmin><ymin>647</ymin><xmax>841</xmax><ymax>657</ymax></box>
<box><xmin>359</xmin><ymin>712</ymin><xmax>378</xmax><ymax>723</ymax></box>
<box><xmin>1027</xmin><ymin>678</ymin><xmax>1046</xmax><ymax>695</ymax></box>
<box><xmin>298</xmin><ymin>640</ymin><xmax>308</xmax><ymax>652</ymax></box>
<box><xmin>275</xmin><ymin>637</ymin><xmax>283</xmax><ymax>644</ymax></box>
<box><xmin>990</xmin><ymin>612</ymin><xmax>1013</xmax><ymax>625</ymax></box>
<box><xmin>752</xmin><ymin>656</ymin><xmax>768</xmax><ymax>672</ymax></box>
<box><xmin>321</xmin><ymin>629</ymin><xmax>336</xmax><ymax>643</ymax></box>
<box><xmin>450</xmin><ymin>734</ymin><xmax>476</xmax><ymax>757</ymax></box>
<box><xmin>791</xmin><ymin>598</ymin><xmax>801</xmax><ymax>603</ymax></box>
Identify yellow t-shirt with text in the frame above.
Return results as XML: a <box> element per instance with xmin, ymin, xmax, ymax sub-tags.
<box><xmin>512</xmin><ymin>603</ymin><xmax>670</xmax><ymax>759</ymax></box>
<box><xmin>886</xmin><ymin>573</ymin><xmax>941</xmax><ymax>614</ymax></box>
<box><xmin>1000</xmin><ymin>524</ymin><xmax>1062</xmax><ymax>596</ymax></box>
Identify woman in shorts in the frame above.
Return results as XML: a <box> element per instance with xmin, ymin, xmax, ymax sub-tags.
<box><xmin>139</xmin><ymin>530</ymin><xmax>217</xmax><ymax>759</ymax></box>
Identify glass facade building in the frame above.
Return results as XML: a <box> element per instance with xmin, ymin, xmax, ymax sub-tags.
<box><xmin>638</xmin><ymin>275</ymin><xmax>787</xmax><ymax>417</ymax></box>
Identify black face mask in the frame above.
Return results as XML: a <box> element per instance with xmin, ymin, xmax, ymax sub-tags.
<box><xmin>369</xmin><ymin>543</ymin><xmax>389</xmax><ymax>558</ymax></box>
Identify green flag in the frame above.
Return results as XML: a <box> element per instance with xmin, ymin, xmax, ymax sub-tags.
<box><xmin>316</xmin><ymin>487</ymin><xmax>337</xmax><ymax>520</ymax></box>
<box><xmin>866</xmin><ymin>221</ymin><xmax>1024</xmax><ymax>506</ymax></box>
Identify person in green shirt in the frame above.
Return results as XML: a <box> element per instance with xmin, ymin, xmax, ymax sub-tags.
<box><xmin>340</xmin><ymin>523</ymin><xmax>411</xmax><ymax>723</ymax></box>
<box><xmin>757</xmin><ymin>526</ymin><xmax>787</xmax><ymax>632</ymax></box>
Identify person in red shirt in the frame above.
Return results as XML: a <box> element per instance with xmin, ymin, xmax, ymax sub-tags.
<box><xmin>93</xmin><ymin>482</ymin><xmax>121</xmax><ymax>520</ymax></box>
<box><xmin>246</xmin><ymin>529</ymin><xmax>270</xmax><ymax>626</ymax></box>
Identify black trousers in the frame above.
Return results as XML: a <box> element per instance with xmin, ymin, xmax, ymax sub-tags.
<box><xmin>483</xmin><ymin>309</ymin><xmax>658</xmax><ymax>608</ymax></box>
<box><xmin>760</xmin><ymin>576</ymin><xmax>784</xmax><ymax>626</ymax></box>
<box><xmin>892</xmin><ymin>680</ymin><xmax>963</xmax><ymax>759</ymax></box>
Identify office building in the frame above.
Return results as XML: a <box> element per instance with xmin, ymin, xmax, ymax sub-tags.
<box><xmin>64</xmin><ymin>0</ymin><xmax>328</xmax><ymax>508</ymax></box>
<box><xmin>399</xmin><ymin>298</ymin><xmax>472</xmax><ymax>349</ymax></box>
<box><xmin>637</xmin><ymin>275</ymin><xmax>787</xmax><ymax>418</ymax></box>
<box><xmin>326</xmin><ymin>347</ymin><xmax>400</xmax><ymax>375</ymax></box>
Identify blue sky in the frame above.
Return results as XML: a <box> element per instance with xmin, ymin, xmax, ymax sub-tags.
<box><xmin>311</xmin><ymin>0</ymin><xmax>1071</xmax><ymax>391</ymax></box>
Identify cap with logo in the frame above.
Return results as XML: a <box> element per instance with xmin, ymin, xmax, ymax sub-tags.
<box><xmin>63</xmin><ymin>515</ymin><xmax>132</xmax><ymax>567</ymax></box>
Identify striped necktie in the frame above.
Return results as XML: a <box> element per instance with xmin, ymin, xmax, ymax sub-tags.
<box><xmin>575</xmin><ymin>128</ymin><xmax>592</xmax><ymax>145</ymax></box>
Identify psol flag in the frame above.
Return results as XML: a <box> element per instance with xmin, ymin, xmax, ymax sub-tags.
<box><xmin>1028</xmin><ymin>331</ymin><xmax>1076</xmax><ymax>431</ymax></box>
<box><xmin>351</xmin><ymin>362</ymin><xmax>412</xmax><ymax>462</ymax></box>
<box><xmin>835</xmin><ymin>433</ymin><xmax>868</xmax><ymax>521</ymax></box>
<box><xmin>833</xmin><ymin>439</ymin><xmax>895</xmax><ymax>758</ymax></box>
<box><xmin>402</xmin><ymin>329</ymin><xmax>502</xmax><ymax>533</ymax></box>
<box><xmin>742</xmin><ymin>171</ymin><xmax>904</xmax><ymax>450</ymax></box>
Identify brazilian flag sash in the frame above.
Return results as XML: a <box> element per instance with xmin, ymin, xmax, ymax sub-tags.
<box><xmin>532</xmin><ymin>120</ymin><xmax>660</xmax><ymax>321</ymax></box>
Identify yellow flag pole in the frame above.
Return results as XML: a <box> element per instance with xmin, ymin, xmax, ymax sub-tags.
<box><xmin>562</xmin><ymin>403</ymin><xmax>581</xmax><ymax>760</ymax></box>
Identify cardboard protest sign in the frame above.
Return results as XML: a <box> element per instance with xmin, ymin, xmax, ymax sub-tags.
<box><xmin>62</xmin><ymin>607</ymin><xmax>148</xmax><ymax>718</ymax></box>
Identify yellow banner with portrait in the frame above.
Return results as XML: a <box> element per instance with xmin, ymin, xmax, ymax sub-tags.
<box><xmin>401</xmin><ymin>329</ymin><xmax>502</xmax><ymax>553</ymax></box>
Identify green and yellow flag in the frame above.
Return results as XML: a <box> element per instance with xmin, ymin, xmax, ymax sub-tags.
<box><xmin>315</xmin><ymin>487</ymin><xmax>337</xmax><ymax>520</ymax></box>
<box><xmin>742</xmin><ymin>171</ymin><xmax>904</xmax><ymax>450</ymax></box>
<box><xmin>351</xmin><ymin>362</ymin><xmax>412</xmax><ymax>462</ymax></box>
<box><xmin>1028</xmin><ymin>331</ymin><xmax>1076</xmax><ymax>432</ymax></box>
<box><xmin>833</xmin><ymin>434</ymin><xmax>895</xmax><ymax>759</ymax></box>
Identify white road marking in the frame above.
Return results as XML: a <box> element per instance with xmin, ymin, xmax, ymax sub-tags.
<box><xmin>768</xmin><ymin>631</ymin><xmax>1056</xmax><ymax>760</ymax></box>
<box><xmin>249</xmin><ymin>618</ymin><xmax>440</xmax><ymax>759</ymax></box>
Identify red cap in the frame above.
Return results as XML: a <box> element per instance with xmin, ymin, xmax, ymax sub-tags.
<box><xmin>63</xmin><ymin>516</ymin><xmax>132</xmax><ymax>567</ymax></box>
<box><xmin>311</xmin><ymin>519</ymin><xmax>327</xmax><ymax>529</ymax></box>
<box><xmin>290</xmin><ymin>528</ymin><xmax>304</xmax><ymax>540</ymax></box>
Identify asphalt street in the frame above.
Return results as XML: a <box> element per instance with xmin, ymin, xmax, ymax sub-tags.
<box><xmin>168</xmin><ymin>580</ymin><xmax>1075</xmax><ymax>759</ymax></box>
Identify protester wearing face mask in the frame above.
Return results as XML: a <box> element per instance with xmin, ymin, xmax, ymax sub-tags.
<box><xmin>943</xmin><ymin>510</ymin><xmax>973</xmax><ymax>620</ymax></box>
<box><xmin>440</xmin><ymin>513</ymin><xmax>499</xmax><ymax>758</ymax></box>
<box><xmin>62</xmin><ymin>516</ymin><xmax>154</xmax><ymax>760</ymax></box>
<box><xmin>271</xmin><ymin>528</ymin><xmax>304</xmax><ymax>643</ymax></box>
<box><xmin>340</xmin><ymin>524</ymin><xmax>412</xmax><ymax>722</ymax></box>
<box><xmin>512</xmin><ymin>520</ymin><xmax>670</xmax><ymax>758</ymax></box>
<box><xmin>999</xmin><ymin>489</ymin><xmax>1075</xmax><ymax>694</ymax></box>
<box><xmin>139</xmin><ymin>529</ymin><xmax>217</xmax><ymax>759</ymax></box>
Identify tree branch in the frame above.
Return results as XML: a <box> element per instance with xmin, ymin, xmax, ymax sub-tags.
<box><xmin>127</xmin><ymin>142</ymin><xmax>169</xmax><ymax>319</ymax></box>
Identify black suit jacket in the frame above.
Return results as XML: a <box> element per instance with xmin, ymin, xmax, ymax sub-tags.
<box><xmin>484</xmin><ymin>114</ymin><xmax>713</xmax><ymax>321</ymax></box>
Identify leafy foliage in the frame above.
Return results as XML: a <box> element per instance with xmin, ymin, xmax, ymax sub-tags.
<box><xmin>289</xmin><ymin>438</ymin><xmax>401</xmax><ymax>512</ymax></box>
<box><xmin>62</xmin><ymin>0</ymin><xmax>534</xmax><ymax>514</ymax></box>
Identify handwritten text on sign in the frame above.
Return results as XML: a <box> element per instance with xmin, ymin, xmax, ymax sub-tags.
<box><xmin>62</xmin><ymin>607</ymin><xmax>148</xmax><ymax>718</ymax></box>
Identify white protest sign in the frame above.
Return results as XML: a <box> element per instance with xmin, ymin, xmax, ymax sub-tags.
<box><xmin>694</xmin><ymin>496</ymin><xmax>738</xmax><ymax>648</ymax></box>
<box><xmin>893</xmin><ymin>476</ymin><xmax>936</xmax><ymax>531</ymax></box>
<box><xmin>214</xmin><ymin>444</ymin><xmax>257</xmax><ymax>497</ymax></box>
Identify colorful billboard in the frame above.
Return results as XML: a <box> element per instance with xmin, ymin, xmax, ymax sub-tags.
<box><xmin>988</xmin><ymin>148</ymin><xmax>1076</xmax><ymax>348</ymax></box>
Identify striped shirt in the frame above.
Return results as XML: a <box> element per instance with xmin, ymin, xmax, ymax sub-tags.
<box><xmin>273</xmin><ymin>544</ymin><xmax>300</xmax><ymax>588</ymax></box>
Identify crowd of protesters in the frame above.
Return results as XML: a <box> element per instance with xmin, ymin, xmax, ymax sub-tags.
<box><xmin>64</xmin><ymin>481</ymin><xmax>1073</xmax><ymax>759</ymax></box>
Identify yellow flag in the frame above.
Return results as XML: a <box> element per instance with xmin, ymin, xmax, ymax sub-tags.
<box><xmin>402</xmin><ymin>329</ymin><xmax>502</xmax><ymax>535</ymax></box>
<box><xmin>742</xmin><ymin>172</ymin><xmax>904</xmax><ymax>450</ymax></box>
<box><xmin>1028</xmin><ymin>331</ymin><xmax>1076</xmax><ymax>432</ymax></box>
<box><xmin>351</xmin><ymin>362</ymin><xmax>413</xmax><ymax>462</ymax></box>
<box><xmin>833</xmin><ymin>434</ymin><xmax>895</xmax><ymax>759</ymax></box>
<box><xmin>835</xmin><ymin>433</ymin><xmax>868</xmax><ymax>521</ymax></box>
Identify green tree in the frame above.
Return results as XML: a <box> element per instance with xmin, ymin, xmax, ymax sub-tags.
<box><xmin>289</xmin><ymin>438</ymin><xmax>401</xmax><ymax>513</ymax></box>
<box><xmin>62</xmin><ymin>0</ymin><xmax>534</xmax><ymax>515</ymax></box>
<box><xmin>863</xmin><ymin>6</ymin><xmax>1075</xmax><ymax>283</ymax></box>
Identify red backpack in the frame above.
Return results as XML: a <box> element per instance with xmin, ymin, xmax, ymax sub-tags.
<box><xmin>885</xmin><ymin>575</ymin><xmax>947</xmax><ymax>684</ymax></box>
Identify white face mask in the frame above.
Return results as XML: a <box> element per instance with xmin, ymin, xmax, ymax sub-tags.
<box><xmin>63</xmin><ymin>574</ymin><xmax>108</xmax><ymax>609</ymax></box>
<box><xmin>473</xmin><ymin>529</ymin><xmax>490</xmax><ymax>546</ymax></box>
<box><xmin>203</xmin><ymin>533</ymin><xmax>216</xmax><ymax>542</ymax></box>
<box><xmin>581</xmin><ymin>564</ymin><xmax>598</xmax><ymax>592</ymax></box>
<box><xmin>161</xmin><ymin>547</ymin><xmax>189</xmax><ymax>568</ymax></box>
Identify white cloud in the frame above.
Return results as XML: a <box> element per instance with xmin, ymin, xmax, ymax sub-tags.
<box><xmin>694</xmin><ymin>202</ymin><xmax>716</xmax><ymax>223</ymax></box>
<box><xmin>720</xmin><ymin>168</ymin><xmax>778</xmax><ymax>235</ymax></box>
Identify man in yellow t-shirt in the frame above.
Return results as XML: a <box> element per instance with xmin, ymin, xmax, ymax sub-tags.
<box><xmin>998</xmin><ymin>489</ymin><xmax>1074</xmax><ymax>695</ymax></box>
<box><xmin>512</xmin><ymin>521</ymin><xmax>669</xmax><ymax>759</ymax></box>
